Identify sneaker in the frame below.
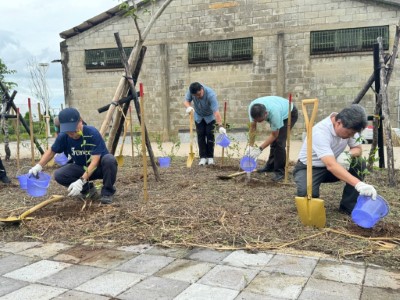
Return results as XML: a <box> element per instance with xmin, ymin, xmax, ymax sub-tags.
<box><xmin>271</xmin><ymin>173</ymin><xmax>284</xmax><ymax>182</ymax></box>
<box><xmin>0</xmin><ymin>175</ymin><xmax>11</xmax><ymax>184</ymax></box>
<box><xmin>100</xmin><ymin>195</ymin><xmax>113</xmax><ymax>205</ymax></box>
<box><xmin>199</xmin><ymin>158</ymin><xmax>207</xmax><ymax>166</ymax></box>
<box><xmin>207</xmin><ymin>158</ymin><xmax>215</xmax><ymax>165</ymax></box>
<box><xmin>79</xmin><ymin>187</ymin><xmax>99</xmax><ymax>201</ymax></box>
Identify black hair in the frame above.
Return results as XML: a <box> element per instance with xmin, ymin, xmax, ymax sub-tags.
<box><xmin>189</xmin><ymin>82</ymin><xmax>203</xmax><ymax>94</ymax></box>
<box><xmin>335</xmin><ymin>104</ymin><xmax>367</xmax><ymax>132</ymax></box>
<box><xmin>250</xmin><ymin>103</ymin><xmax>267</xmax><ymax>120</ymax></box>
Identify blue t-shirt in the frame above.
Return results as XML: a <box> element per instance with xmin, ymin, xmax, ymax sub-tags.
<box><xmin>248</xmin><ymin>96</ymin><xmax>293</xmax><ymax>131</ymax></box>
<box><xmin>51</xmin><ymin>125</ymin><xmax>109</xmax><ymax>167</ymax></box>
<box><xmin>185</xmin><ymin>84</ymin><xmax>219</xmax><ymax>124</ymax></box>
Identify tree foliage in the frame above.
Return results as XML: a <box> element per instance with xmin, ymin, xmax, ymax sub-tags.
<box><xmin>0</xmin><ymin>58</ymin><xmax>17</xmax><ymax>95</ymax></box>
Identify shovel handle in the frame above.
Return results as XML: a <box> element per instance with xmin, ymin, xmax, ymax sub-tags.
<box><xmin>189</xmin><ymin>111</ymin><xmax>194</xmax><ymax>152</ymax></box>
<box><xmin>301</xmin><ymin>99</ymin><xmax>319</xmax><ymax>199</ymax></box>
<box><xmin>19</xmin><ymin>195</ymin><xmax>64</xmax><ymax>219</ymax></box>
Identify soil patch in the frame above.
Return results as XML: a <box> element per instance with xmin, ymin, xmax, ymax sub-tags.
<box><xmin>1</xmin><ymin>157</ymin><xmax>400</xmax><ymax>269</ymax></box>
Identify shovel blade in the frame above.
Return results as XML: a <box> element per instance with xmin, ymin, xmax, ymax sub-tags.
<box><xmin>116</xmin><ymin>155</ymin><xmax>124</xmax><ymax>167</ymax></box>
<box><xmin>295</xmin><ymin>196</ymin><xmax>326</xmax><ymax>228</ymax></box>
<box><xmin>186</xmin><ymin>153</ymin><xmax>195</xmax><ymax>168</ymax></box>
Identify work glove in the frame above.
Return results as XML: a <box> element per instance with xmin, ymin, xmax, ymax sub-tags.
<box><xmin>185</xmin><ymin>107</ymin><xmax>194</xmax><ymax>114</ymax></box>
<box><xmin>355</xmin><ymin>182</ymin><xmax>377</xmax><ymax>200</ymax></box>
<box><xmin>68</xmin><ymin>179</ymin><xmax>85</xmax><ymax>197</ymax></box>
<box><xmin>28</xmin><ymin>164</ymin><xmax>42</xmax><ymax>177</ymax></box>
<box><xmin>244</xmin><ymin>146</ymin><xmax>262</xmax><ymax>159</ymax></box>
<box><xmin>218</xmin><ymin>126</ymin><xmax>226</xmax><ymax>134</ymax></box>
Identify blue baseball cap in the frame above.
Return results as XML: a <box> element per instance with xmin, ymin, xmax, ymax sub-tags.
<box><xmin>58</xmin><ymin>108</ymin><xmax>80</xmax><ymax>132</ymax></box>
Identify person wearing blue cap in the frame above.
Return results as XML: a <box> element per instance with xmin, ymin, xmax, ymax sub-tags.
<box><xmin>245</xmin><ymin>96</ymin><xmax>298</xmax><ymax>182</ymax></box>
<box><xmin>184</xmin><ymin>82</ymin><xmax>226</xmax><ymax>166</ymax></box>
<box><xmin>28</xmin><ymin>107</ymin><xmax>117</xmax><ymax>204</ymax></box>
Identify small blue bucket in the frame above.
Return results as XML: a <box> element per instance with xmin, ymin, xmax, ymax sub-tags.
<box><xmin>26</xmin><ymin>172</ymin><xmax>51</xmax><ymax>197</ymax></box>
<box><xmin>54</xmin><ymin>153</ymin><xmax>68</xmax><ymax>166</ymax></box>
<box><xmin>351</xmin><ymin>194</ymin><xmax>389</xmax><ymax>228</ymax></box>
<box><xmin>216</xmin><ymin>134</ymin><xmax>230</xmax><ymax>148</ymax></box>
<box><xmin>158</xmin><ymin>157</ymin><xmax>171</xmax><ymax>168</ymax></box>
<box><xmin>240</xmin><ymin>156</ymin><xmax>257</xmax><ymax>172</ymax></box>
<box><xmin>17</xmin><ymin>174</ymin><xmax>29</xmax><ymax>190</ymax></box>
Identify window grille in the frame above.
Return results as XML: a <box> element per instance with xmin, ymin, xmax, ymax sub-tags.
<box><xmin>188</xmin><ymin>37</ymin><xmax>253</xmax><ymax>64</ymax></box>
<box><xmin>85</xmin><ymin>47</ymin><xmax>133</xmax><ymax>69</ymax></box>
<box><xmin>311</xmin><ymin>26</ymin><xmax>389</xmax><ymax>55</ymax></box>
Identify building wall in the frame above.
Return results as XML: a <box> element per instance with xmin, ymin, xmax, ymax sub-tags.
<box><xmin>60</xmin><ymin>0</ymin><xmax>400</xmax><ymax>139</ymax></box>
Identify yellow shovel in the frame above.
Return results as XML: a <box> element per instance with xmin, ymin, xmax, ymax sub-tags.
<box><xmin>295</xmin><ymin>99</ymin><xmax>326</xmax><ymax>228</ymax></box>
<box><xmin>187</xmin><ymin>111</ymin><xmax>195</xmax><ymax>167</ymax></box>
<box><xmin>116</xmin><ymin>118</ymin><xmax>128</xmax><ymax>167</ymax></box>
<box><xmin>0</xmin><ymin>195</ymin><xmax>64</xmax><ymax>224</ymax></box>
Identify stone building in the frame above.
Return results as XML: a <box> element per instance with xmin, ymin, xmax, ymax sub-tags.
<box><xmin>59</xmin><ymin>0</ymin><xmax>400</xmax><ymax>139</ymax></box>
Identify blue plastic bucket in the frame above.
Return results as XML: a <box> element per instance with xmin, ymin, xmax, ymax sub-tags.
<box><xmin>351</xmin><ymin>194</ymin><xmax>389</xmax><ymax>228</ymax></box>
<box><xmin>216</xmin><ymin>134</ymin><xmax>230</xmax><ymax>148</ymax></box>
<box><xmin>26</xmin><ymin>172</ymin><xmax>51</xmax><ymax>197</ymax></box>
<box><xmin>158</xmin><ymin>157</ymin><xmax>171</xmax><ymax>168</ymax></box>
<box><xmin>54</xmin><ymin>153</ymin><xmax>68</xmax><ymax>166</ymax></box>
<box><xmin>240</xmin><ymin>156</ymin><xmax>257</xmax><ymax>172</ymax></box>
<box><xmin>17</xmin><ymin>174</ymin><xmax>29</xmax><ymax>190</ymax></box>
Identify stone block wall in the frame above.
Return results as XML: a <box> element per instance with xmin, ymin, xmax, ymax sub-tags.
<box><xmin>61</xmin><ymin>0</ymin><xmax>400</xmax><ymax>139</ymax></box>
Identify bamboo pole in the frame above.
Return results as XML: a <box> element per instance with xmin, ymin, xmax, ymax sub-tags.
<box><xmin>129</xmin><ymin>104</ymin><xmax>135</xmax><ymax>164</ymax></box>
<box><xmin>140</xmin><ymin>83</ymin><xmax>148</xmax><ymax>201</ymax></box>
<box><xmin>28</xmin><ymin>98</ymin><xmax>35</xmax><ymax>166</ymax></box>
<box><xmin>284</xmin><ymin>94</ymin><xmax>292</xmax><ymax>184</ymax></box>
<box><xmin>16</xmin><ymin>108</ymin><xmax>20</xmax><ymax>171</ymax></box>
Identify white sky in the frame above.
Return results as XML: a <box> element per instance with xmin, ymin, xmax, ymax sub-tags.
<box><xmin>0</xmin><ymin>0</ymin><xmax>120</xmax><ymax>117</ymax></box>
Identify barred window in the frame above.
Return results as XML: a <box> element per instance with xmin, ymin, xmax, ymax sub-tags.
<box><xmin>85</xmin><ymin>47</ymin><xmax>133</xmax><ymax>69</ymax></box>
<box><xmin>311</xmin><ymin>26</ymin><xmax>389</xmax><ymax>55</ymax></box>
<box><xmin>188</xmin><ymin>37</ymin><xmax>253</xmax><ymax>64</ymax></box>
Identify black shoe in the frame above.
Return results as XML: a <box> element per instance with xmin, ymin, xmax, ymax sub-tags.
<box><xmin>339</xmin><ymin>206</ymin><xmax>351</xmax><ymax>215</ymax></box>
<box><xmin>0</xmin><ymin>175</ymin><xmax>11</xmax><ymax>184</ymax></box>
<box><xmin>257</xmin><ymin>165</ymin><xmax>274</xmax><ymax>173</ymax></box>
<box><xmin>100</xmin><ymin>195</ymin><xmax>113</xmax><ymax>205</ymax></box>
<box><xmin>272</xmin><ymin>173</ymin><xmax>284</xmax><ymax>182</ymax></box>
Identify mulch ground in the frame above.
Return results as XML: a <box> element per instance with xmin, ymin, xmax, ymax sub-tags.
<box><xmin>1</xmin><ymin>156</ymin><xmax>399</xmax><ymax>269</ymax></box>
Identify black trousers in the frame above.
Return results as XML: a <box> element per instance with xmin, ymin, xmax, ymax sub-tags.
<box><xmin>293</xmin><ymin>157</ymin><xmax>366</xmax><ymax>213</ymax></box>
<box><xmin>263</xmin><ymin>106</ymin><xmax>299</xmax><ymax>175</ymax></box>
<box><xmin>54</xmin><ymin>154</ymin><xmax>117</xmax><ymax>196</ymax></box>
<box><xmin>195</xmin><ymin>119</ymin><xmax>216</xmax><ymax>159</ymax></box>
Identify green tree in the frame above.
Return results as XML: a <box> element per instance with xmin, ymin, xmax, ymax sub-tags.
<box><xmin>0</xmin><ymin>58</ymin><xmax>17</xmax><ymax>96</ymax></box>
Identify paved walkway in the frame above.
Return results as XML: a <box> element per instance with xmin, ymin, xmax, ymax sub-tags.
<box><xmin>0</xmin><ymin>241</ymin><xmax>399</xmax><ymax>299</ymax></box>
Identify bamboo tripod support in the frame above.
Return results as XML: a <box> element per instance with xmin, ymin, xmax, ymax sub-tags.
<box><xmin>140</xmin><ymin>83</ymin><xmax>148</xmax><ymax>201</ymax></box>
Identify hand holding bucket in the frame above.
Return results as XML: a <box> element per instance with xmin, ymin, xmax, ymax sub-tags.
<box><xmin>351</xmin><ymin>194</ymin><xmax>389</xmax><ymax>228</ymax></box>
<box><xmin>216</xmin><ymin>133</ymin><xmax>230</xmax><ymax>148</ymax></box>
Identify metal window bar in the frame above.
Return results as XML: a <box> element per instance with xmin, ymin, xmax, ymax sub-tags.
<box><xmin>311</xmin><ymin>26</ymin><xmax>389</xmax><ymax>55</ymax></box>
<box><xmin>85</xmin><ymin>47</ymin><xmax>133</xmax><ymax>69</ymax></box>
<box><xmin>189</xmin><ymin>37</ymin><xmax>252</xmax><ymax>64</ymax></box>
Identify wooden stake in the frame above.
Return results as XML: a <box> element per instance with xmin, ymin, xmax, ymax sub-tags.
<box><xmin>221</xmin><ymin>101</ymin><xmax>227</xmax><ymax>166</ymax></box>
<box><xmin>129</xmin><ymin>104</ymin><xmax>135</xmax><ymax>164</ymax></box>
<box><xmin>28</xmin><ymin>98</ymin><xmax>35</xmax><ymax>166</ymax></box>
<box><xmin>140</xmin><ymin>83</ymin><xmax>148</xmax><ymax>201</ymax></box>
<box><xmin>284</xmin><ymin>94</ymin><xmax>292</xmax><ymax>184</ymax></box>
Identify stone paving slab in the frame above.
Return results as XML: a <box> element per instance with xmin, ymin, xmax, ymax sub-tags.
<box><xmin>117</xmin><ymin>244</ymin><xmax>153</xmax><ymax>254</ymax></box>
<box><xmin>38</xmin><ymin>264</ymin><xmax>107</xmax><ymax>289</ymax></box>
<box><xmin>298</xmin><ymin>277</ymin><xmax>361</xmax><ymax>300</ymax></box>
<box><xmin>118</xmin><ymin>276</ymin><xmax>190</xmax><ymax>300</ymax></box>
<box><xmin>186</xmin><ymin>248</ymin><xmax>232</xmax><ymax>264</ymax></box>
<box><xmin>235</xmin><ymin>290</ymin><xmax>287</xmax><ymax>299</ymax></box>
<box><xmin>0</xmin><ymin>254</ymin><xmax>38</xmax><ymax>275</ymax></box>
<box><xmin>311</xmin><ymin>260</ymin><xmax>365</xmax><ymax>285</ymax></box>
<box><xmin>155</xmin><ymin>258</ymin><xmax>215</xmax><ymax>283</ymax></box>
<box><xmin>174</xmin><ymin>283</ymin><xmax>239</xmax><ymax>300</ymax></box>
<box><xmin>145</xmin><ymin>246</ymin><xmax>191</xmax><ymax>258</ymax></box>
<box><xmin>198</xmin><ymin>264</ymin><xmax>259</xmax><ymax>291</ymax></box>
<box><xmin>0</xmin><ymin>242</ymin><xmax>42</xmax><ymax>253</ymax></box>
<box><xmin>19</xmin><ymin>242</ymin><xmax>72</xmax><ymax>259</ymax></box>
<box><xmin>75</xmin><ymin>270</ymin><xmax>144</xmax><ymax>297</ymax></box>
<box><xmin>79</xmin><ymin>249</ymin><xmax>137</xmax><ymax>269</ymax></box>
<box><xmin>115</xmin><ymin>253</ymin><xmax>175</xmax><ymax>276</ymax></box>
<box><xmin>222</xmin><ymin>250</ymin><xmax>274</xmax><ymax>269</ymax></box>
<box><xmin>364</xmin><ymin>266</ymin><xmax>400</xmax><ymax>289</ymax></box>
<box><xmin>54</xmin><ymin>290</ymin><xmax>110</xmax><ymax>300</ymax></box>
<box><xmin>0</xmin><ymin>276</ymin><xmax>28</xmax><ymax>297</ymax></box>
<box><xmin>245</xmin><ymin>271</ymin><xmax>308</xmax><ymax>299</ymax></box>
<box><xmin>361</xmin><ymin>286</ymin><xmax>400</xmax><ymax>300</ymax></box>
<box><xmin>3</xmin><ymin>259</ymin><xmax>71</xmax><ymax>283</ymax></box>
<box><xmin>0</xmin><ymin>283</ymin><xmax>67</xmax><ymax>300</ymax></box>
<box><xmin>263</xmin><ymin>254</ymin><xmax>318</xmax><ymax>277</ymax></box>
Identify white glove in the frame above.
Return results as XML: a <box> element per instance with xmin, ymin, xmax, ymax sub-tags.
<box><xmin>185</xmin><ymin>107</ymin><xmax>194</xmax><ymax>114</ymax></box>
<box><xmin>355</xmin><ymin>182</ymin><xmax>377</xmax><ymax>200</ymax></box>
<box><xmin>68</xmin><ymin>179</ymin><xmax>85</xmax><ymax>197</ymax></box>
<box><xmin>219</xmin><ymin>126</ymin><xmax>226</xmax><ymax>134</ymax></box>
<box><xmin>28</xmin><ymin>164</ymin><xmax>42</xmax><ymax>177</ymax></box>
<box><xmin>244</xmin><ymin>146</ymin><xmax>262</xmax><ymax>159</ymax></box>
